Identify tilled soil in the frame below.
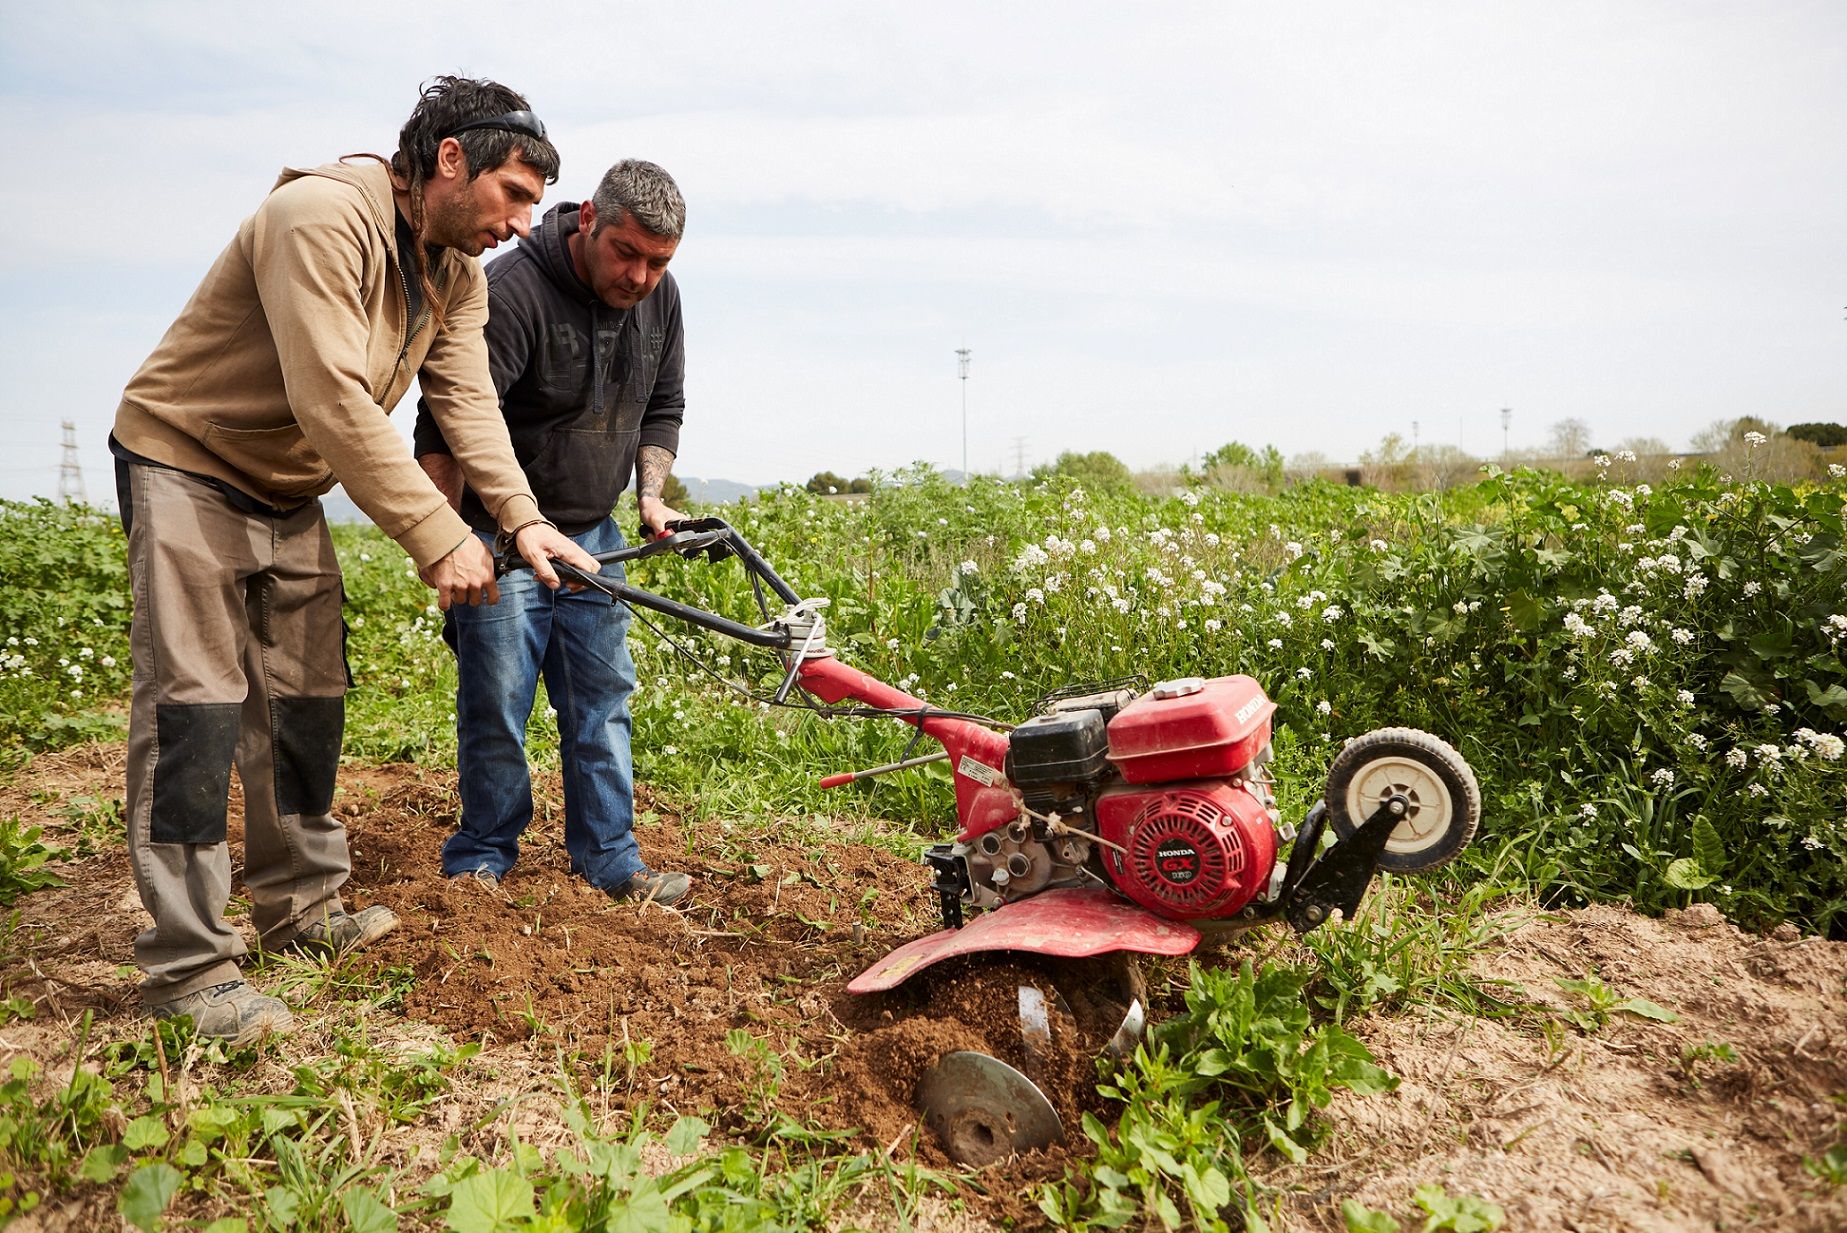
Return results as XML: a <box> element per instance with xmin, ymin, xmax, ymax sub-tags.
<box><xmin>5</xmin><ymin>742</ymin><xmax>1846</xmax><ymax>1231</ymax></box>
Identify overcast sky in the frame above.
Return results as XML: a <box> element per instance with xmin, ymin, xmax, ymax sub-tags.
<box><xmin>3</xmin><ymin>0</ymin><xmax>1844</xmax><ymax>503</ymax></box>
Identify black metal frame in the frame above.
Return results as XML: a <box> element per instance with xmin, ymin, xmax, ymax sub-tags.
<box><xmin>1248</xmin><ymin>794</ymin><xmax>1411</xmax><ymax>933</ymax></box>
<box><xmin>499</xmin><ymin>518</ymin><xmax>802</xmax><ymax>650</ymax></box>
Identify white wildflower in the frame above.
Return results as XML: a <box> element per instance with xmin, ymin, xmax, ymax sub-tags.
<box><xmin>1794</xmin><ymin>729</ymin><xmax>1845</xmax><ymax>761</ymax></box>
<box><xmin>1316</xmin><ymin>700</ymin><xmax>1332</xmax><ymax>715</ymax></box>
<box><xmin>1013</xmin><ymin>543</ymin><xmax>1050</xmax><ymax>571</ymax></box>
<box><xmin>1650</xmin><ymin>768</ymin><xmax>1676</xmax><ymax>788</ymax></box>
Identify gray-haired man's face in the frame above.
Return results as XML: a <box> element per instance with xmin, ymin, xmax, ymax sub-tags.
<box><xmin>577</xmin><ymin>201</ymin><xmax>679</xmax><ymax>309</ymax></box>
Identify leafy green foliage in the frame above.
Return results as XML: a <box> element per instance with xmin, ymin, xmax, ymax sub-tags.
<box><xmin>1040</xmin><ymin>959</ymin><xmax>1396</xmax><ymax>1230</ymax></box>
<box><xmin>1037</xmin><ymin>450</ymin><xmax>1135</xmax><ymax>492</ymax></box>
<box><xmin>1411</xmin><ymin>1183</ymin><xmax>1505</xmax><ymax>1231</ymax></box>
<box><xmin>1342</xmin><ymin>1198</ymin><xmax>1402</xmax><ymax>1231</ymax></box>
<box><xmin>0</xmin><ymin>500</ymin><xmax>131</xmax><ymax>765</ymax></box>
<box><xmin>13</xmin><ymin>459</ymin><xmax>1847</xmax><ymax>931</ymax></box>
<box><xmin>119</xmin><ymin>1160</ymin><xmax>183</xmax><ymax>1231</ymax></box>
<box><xmin>0</xmin><ymin>819</ymin><xmax>67</xmax><ymax>905</ymax></box>
<box><xmin>1552</xmin><ymin>974</ymin><xmax>1679</xmax><ymax>1033</ymax></box>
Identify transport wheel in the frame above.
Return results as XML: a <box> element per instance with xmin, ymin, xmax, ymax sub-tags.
<box><xmin>1324</xmin><ymin>728</ymin><xmax>1480</xmax><ymax>873</ymax></box>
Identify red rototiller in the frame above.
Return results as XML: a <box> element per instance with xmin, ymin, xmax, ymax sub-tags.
<box><xmin>512</xmin><ymin>518</ymin><xmax>1481</xmax><ymax>1162</ymax></box>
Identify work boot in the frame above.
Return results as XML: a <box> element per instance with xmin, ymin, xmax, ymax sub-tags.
<box><xmin>280</xmin><ymin>905</ymin><xmax>401</xmax><ymax>957</ymax></box>
<box><xmin>448</xmin><ymin>868</ymin><xmax>501</xmax><ymax>892</ymax></box>
<box><xmin>148</xmin><ymin>980</ymin><xmax>293</xmax><ymax>1046</ymax></box>
<box><xmin>608</xmin><ymin>868</ymin><xmax>691</xmax><ymax>907</ymax></box>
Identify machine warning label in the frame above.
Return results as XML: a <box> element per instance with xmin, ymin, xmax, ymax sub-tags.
<box><xmin>1156</xmin><ymin>841</ymin><xmax>1200</xmax><ymax>885</ymax></box>
<box><xmin>957</xmin><ymin>756</ymin><xmax>1005</xmax><ymax>787</ymax></box>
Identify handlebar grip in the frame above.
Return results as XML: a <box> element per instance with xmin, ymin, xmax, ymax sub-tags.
<box><xmin>818</xmin><ymin>772</ymin><xmax>855</xmax><ymax>789</ymax></box>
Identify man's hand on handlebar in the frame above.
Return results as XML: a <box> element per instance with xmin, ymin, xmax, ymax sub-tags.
<box><xmin>514</xmin><ymin>523</ymin><xmax>602</xmax><ymax>590</ymax></box>
<box><xmin>638</xmin><ymin>495</ymin><xmax>687</xmax><ymax>542</ymax></box>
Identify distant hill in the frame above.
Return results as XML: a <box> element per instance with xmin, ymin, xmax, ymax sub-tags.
<box><xmin>321</xmin><ymin>477</ymin><xmax>762</xmax><ymax>525</ymax></box>
<box><xmin>679</xmin><ymin>476</ymin><xmax>758</xmax><ymax>504</ymax></box>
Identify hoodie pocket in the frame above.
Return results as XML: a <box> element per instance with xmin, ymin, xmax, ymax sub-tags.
<box><xmin>530</xmin><ymin>425</ymin><xmax>639</xmax><ymax>525</ymax></box>
<box><xmin>202</xmin><ymin>421</ymin><xmax>330</xmax><ymax>493</ymax></box>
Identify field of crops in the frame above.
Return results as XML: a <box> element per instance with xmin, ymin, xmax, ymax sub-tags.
<box><xmin>2</xmin><ymin>462</ymin><xmax>1844</xmax><ymax>1230</ymax></box>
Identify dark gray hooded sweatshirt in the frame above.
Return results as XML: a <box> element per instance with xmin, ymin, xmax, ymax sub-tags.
<box><xmin>414</xmin><ymin>201</ymin><xmax>685</xmax><ymax>534</ymax></box>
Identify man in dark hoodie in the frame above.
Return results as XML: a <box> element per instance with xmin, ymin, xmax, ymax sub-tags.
<box><xmin>414</xmin><ymin>160</ymin><xmax>692</xmax><ymax>905</ymax></box>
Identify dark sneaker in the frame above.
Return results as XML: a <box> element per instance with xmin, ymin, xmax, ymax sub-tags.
<box><xmin>448</xmin><ymin>868</ymin><xmax>501</xmax><ymax>892</ymax></box>
<box><xmin>283</xmin><ymin>905</ymin><xmax>401</xmax><ymax>957</ymax></box>
<box><xmin>608</xmin><ymin>868</ymin><xmax>691</xmax><ymax>907</ymax></box>
<box><xmin>149</xmin><ymin>980</ymin><xmax>292</xmax><ymax>1045</ymax></box>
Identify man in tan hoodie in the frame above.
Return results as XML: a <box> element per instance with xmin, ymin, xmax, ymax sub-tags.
<box><xmin>110</xmin><ymin>76</ymin><xmax>599</xmax><ymax>1044</ymax></box>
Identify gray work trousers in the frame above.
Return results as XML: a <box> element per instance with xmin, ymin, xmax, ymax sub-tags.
<box><xmin>121</xmin><ymin>462</ymin><xmax>352</xmax><ymax>1004</ymax></box>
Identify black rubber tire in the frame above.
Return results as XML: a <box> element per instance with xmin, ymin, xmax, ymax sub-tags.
<box><xmin>1323</xmin><ymin>728</ymin><xmax>1481</xmax><ymax>873</ymax></box>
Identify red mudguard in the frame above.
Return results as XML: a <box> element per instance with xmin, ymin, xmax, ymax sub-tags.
<box><xmin>847</xmin><ymin>888</ymin><xmax>1202</xmax><ymax>994</ymax></box>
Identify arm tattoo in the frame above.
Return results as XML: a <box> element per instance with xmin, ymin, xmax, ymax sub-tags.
<box><xmin>637</xmin><ymin>444</ymin><xmax>676</xmax><ymax>502</ymax></box>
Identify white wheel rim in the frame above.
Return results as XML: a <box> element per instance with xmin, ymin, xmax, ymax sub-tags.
<box><xmin>1342</xmin><ymin>754</ymin><xmax>1455</xmax><ymax>855</ymax></box>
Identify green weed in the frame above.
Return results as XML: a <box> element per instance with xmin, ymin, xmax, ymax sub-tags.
<box><xmin>1551</xmin><ymin>974</ymin><xmax>1679</xmax><ymax>1033</ymax></box>
<box><xmin>1041</xmin><ymin>958</ymin><xmax>1398</xmax><ymax>1231</ymax></box>
<box><xmin>0</xmin><ymin>818</ymin><xmax>66</xmax><ymax>906</ymax></box>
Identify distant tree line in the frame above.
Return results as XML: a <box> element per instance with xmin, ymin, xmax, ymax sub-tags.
<box><xmin>805</xmin><ymin>471</ymin><xmax>872</xmax><ymax>495</ymax></box>
<box><xmin>787</xmin><ymin>416</ymin><xmax>1844</xmax><ymax>500</ymax></box>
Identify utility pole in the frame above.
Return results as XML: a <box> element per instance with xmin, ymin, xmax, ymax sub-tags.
<box><xmin>1411</xmin><ymin>419</ymin><xmax>1420</xmax><ymax>459</ymax></box>
<box><xmin>955</xmin><ymin>348</ymin><xmax>972</xmax><ymax>481</ymax></box>
<box><xmin>57</xmin><ymin>420</ymin><xmax>86</xmax><ymax>504</ymax></box>
<box><xmin>1500</xmin><ymin>407</ymin><xmax>1512</xmax><ymax>458</ymax></box>
<box><xmin>1011</xmin><ymin>436</ymin><xmax>1026</xmax><ymax>479</ymax></box>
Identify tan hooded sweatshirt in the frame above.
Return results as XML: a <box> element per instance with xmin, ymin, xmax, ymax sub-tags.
<box><xmin>113</xmin><ymin>158</ymin><xmax>543</xmax><ymax>568</ymax></box>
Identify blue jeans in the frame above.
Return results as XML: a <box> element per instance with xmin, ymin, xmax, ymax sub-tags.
<box><xmin>442</xmin><ymin>518</ymin><xmax>644</xmax><ymax>890</ymax></box>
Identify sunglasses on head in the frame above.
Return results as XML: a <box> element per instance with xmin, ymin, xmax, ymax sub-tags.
<box><xmin>443</xmin><ymin>110</ymin><xmax>547</xmax><ymax>142</ymax></box>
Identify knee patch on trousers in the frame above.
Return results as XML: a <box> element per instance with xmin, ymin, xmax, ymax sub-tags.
<box><xmin>272</xmin><ymin>696</ymin><xmax>343</xmax><ymax>817</ymax></box>
<box><xmin>152</xmin><ymin>703</ymin><xmax>240</xmax><ymax>844</ymax></box>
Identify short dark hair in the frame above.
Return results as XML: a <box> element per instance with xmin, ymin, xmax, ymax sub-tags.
<box><xmin>391</xmin><ymin>75</ymin><xmax>561</xmax><ymax>188</ymax></box>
